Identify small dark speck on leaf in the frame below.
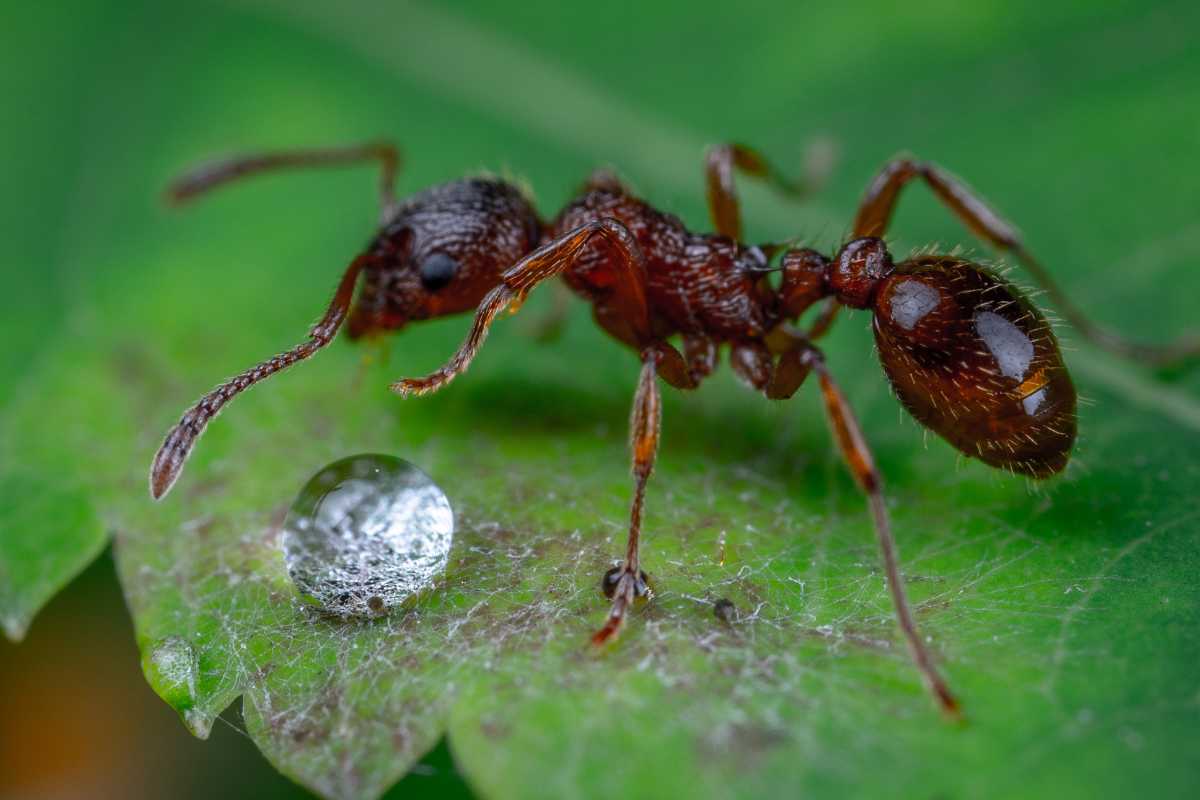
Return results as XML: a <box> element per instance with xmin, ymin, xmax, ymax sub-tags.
<box><xmin>480</xmin><ymin>718</ymin><xmax>510</xmax><ymax>741</ymax></box>
<box><xmin>714</xmin><ymin>598</ymin><xmax>737</xmax><ymax>625</ymax></box>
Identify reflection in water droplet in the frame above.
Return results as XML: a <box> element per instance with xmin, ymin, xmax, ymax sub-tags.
<box><xmin>282</xmin><ymin>454</ymin><xmax>454</xmax><ymax>618</ymax></box>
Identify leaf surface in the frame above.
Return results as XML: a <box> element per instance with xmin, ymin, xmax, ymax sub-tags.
<box><xmin>3</xmin><ymin>1</ymin><xmax>1200</xmax><ymax>798</ymax></box>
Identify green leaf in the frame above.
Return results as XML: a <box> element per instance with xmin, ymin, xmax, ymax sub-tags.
<box><xmin>0</xmin><ymin>473</ymin><xmax>107</xmax><ymax>641</ymax></box>
<box><xmin>5</xmin><ymin>0</ymin><xmax>1200</xmax><ymax>798</ymax></box>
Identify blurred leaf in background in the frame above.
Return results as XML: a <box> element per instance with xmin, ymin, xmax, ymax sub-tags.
<box><xmin>2</xmin><ymin>0</ymin><xmax>1199</xmax><ymax>799</ymax></box>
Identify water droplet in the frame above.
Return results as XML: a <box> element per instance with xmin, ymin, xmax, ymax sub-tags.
<box><xmin>143</xmin><ymin>635</ymin><xmax>213</xmax><ymax>738</ymax></box>
<box><xmin>282</xmin><ymin>454</ymin><xmax>454</xmax><ymax>618</ymax></box>
<box><xmin>145</xmin><ymin>636</ymin><xmax>197</xmax><ymax>705</ymax></box>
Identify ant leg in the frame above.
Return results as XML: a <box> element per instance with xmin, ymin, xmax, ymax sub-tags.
<box><xmin>854</xmin><ymin>156</ymin><xmax>1200</xmax><ymax>367</ymax></box>
<box><xmin>683</xmin><ymin>334</ymin><xmax>718</xmax><ymax>383</ymax></box>
<box><xmin>592</xmin><ymin>346</ymin><xmax>665</xmax><ymax>645</ymax></box>
<box><xmin>166</xmin><ymin>141</ymin><xmax>402</xmax><ymax>224</ymax></box>
<box><xmin>798</xmin><ymin>345</ymin><xmax>961</xmax><ymax>716</ymax></box>
<box><xmin>731</xmin><ymin>339</ymin><xmax>773</xmax><ymax>390</ymax></box>
<box><xmin>393</xmin><ymin>219</ymin><xmax>652</xmax><ymax>396</ymax></box>
<box><xmin>705</xmin><ymin>143</ymin><xmax>825</xmax><ymax>240</ymax></box>
<box><xmin>149</xmin><ymin>254</ymin><xmax>371</xmax><ymax>499</ymax></box>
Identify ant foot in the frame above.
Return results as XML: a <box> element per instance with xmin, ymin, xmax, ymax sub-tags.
<box><xmin>591</xmin><ymin>565</ymin><xmax>652</xmax><ymax>646</ymax></box>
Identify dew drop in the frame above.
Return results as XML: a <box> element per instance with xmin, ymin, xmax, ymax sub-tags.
<box><xmin>282</xmin><ymin>454</ymin><xmax>454</xmax><ymax>618</ymax></box>
<box><xmin>143</xmin><ymin>635</ymin><xmax>212</xmax><ymax>738</ymax></box>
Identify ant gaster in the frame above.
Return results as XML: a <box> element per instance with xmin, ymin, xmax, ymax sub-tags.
<box><xmin>149</xmin><ymin>141</ymin><xmax>1200</xmax><ymax>717</ymax></box>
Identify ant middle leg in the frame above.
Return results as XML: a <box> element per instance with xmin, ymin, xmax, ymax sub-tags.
<box><xmin>853</xmin><ymin>155</ymin><xmax>1200</xmax><ymax>367</ymax></box>
<box><xmin>704</xmin><ymin>142</ymin><xmax>831</xmax><ymax>240</ymax></box>
<box><xmin>729</xmin><ymin>329</ymin><xmax>816</xmax><ymax>400</ymax></box>
<box><xmin>683</xmin><ymin>334</ymin><xmax>718</xmax><ymax>383</ymax></box>
<box><xmin>165</xmin><ymin>140</ymin><xmax>402</xmax><ymax>224</ymax></box>
<box><xmin>730</xmin><ymin>339</ymin><xmax>773</xmax><ymax>390</ymax></box>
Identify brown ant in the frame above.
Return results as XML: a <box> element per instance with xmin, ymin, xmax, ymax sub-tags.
<box><xmin>149</xmin><ymin>140</ymin><xmax>1200</xmax><ymax>717</ymax></box>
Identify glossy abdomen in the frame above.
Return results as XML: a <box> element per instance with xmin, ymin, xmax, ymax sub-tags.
<box><xmin>873</xmin><ymin>257</ymin><xmax>1076</xmax><ymax>477</ymax></box>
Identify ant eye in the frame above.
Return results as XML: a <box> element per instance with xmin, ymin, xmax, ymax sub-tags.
<box><xmin>418</xmin><ymin>252</ymin><xmax>459</xmax><ymax>291</ymax></box>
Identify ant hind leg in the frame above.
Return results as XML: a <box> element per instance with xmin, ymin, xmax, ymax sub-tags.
<box><xmin>166</xmin><ymin>141</ymin><xmax>402</xmax><ymax>224</ymax></box>
<box><xmin>853</xmin><ymin>155</ymin><xmax>1200</xmax><ymax>367</ymax></box>
<box><xmin>799</xmin><ymin>345</ymin><xmax>961</xmax><ymax>716</ymax></box>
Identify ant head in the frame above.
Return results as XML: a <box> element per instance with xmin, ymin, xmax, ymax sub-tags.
<box><xmin>347</xmin><ymin>179</ymin><xmax>541</xmax><ymax>338</ymax></box>
<box><xmin>829</xmin><ymin>237</ymin><xmax>895</xmax><ymax>309</ymax></box>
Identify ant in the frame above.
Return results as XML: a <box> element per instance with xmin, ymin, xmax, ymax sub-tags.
<box><xmin>149</xmin><ymin>140</ymin><xmax>1200</xmax><ymax>717</ymax></box>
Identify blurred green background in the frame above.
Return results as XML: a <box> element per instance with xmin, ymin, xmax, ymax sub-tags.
<box><xmin>3</xmin><ymin>0</ymin><xmax>1199</xmax><ymax>798</ymax></box>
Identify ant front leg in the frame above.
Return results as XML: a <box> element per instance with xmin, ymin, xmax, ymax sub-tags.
<box><xmin>704</xmin><ymin>143</ymin><xmax>824</xmax><ymax>240</ymax></box>
<box><xmin>165</xmin><ymin>140</ymin><xmax>402</xmax><ymax>224</ymax></box>
<box><xmin>796</xmin><ymin>343</ymin><xmax>960</xmax><ymax>716</ymax></box>
<box><xmin>854</xmin><ymin>155</ymin><xmax>1200</xmax><ymax>367</ymax></box>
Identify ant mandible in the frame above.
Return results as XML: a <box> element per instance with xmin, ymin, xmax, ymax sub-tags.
<box><xmin>148</xmin><ymin>140</ymin><xmax>1200</xmax><ymax>717</ymax></box>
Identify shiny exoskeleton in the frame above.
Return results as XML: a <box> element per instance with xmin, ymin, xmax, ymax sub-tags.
<box><xmin>149</xmin><ymin>141</ymin><xmax>1199</xmax><ymax>717</ymax></box>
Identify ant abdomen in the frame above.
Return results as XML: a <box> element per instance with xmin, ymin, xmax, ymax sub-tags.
<box><xmin>872</xmin><ymin>256</ymin><xmax>1077</xmax><ymax>478</ymax></box>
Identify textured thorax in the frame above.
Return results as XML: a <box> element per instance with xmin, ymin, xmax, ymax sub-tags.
<box><xmin>553</xmin><ymin>187</ymin><xmax>771</xmax><ymax>341</ymax></box>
